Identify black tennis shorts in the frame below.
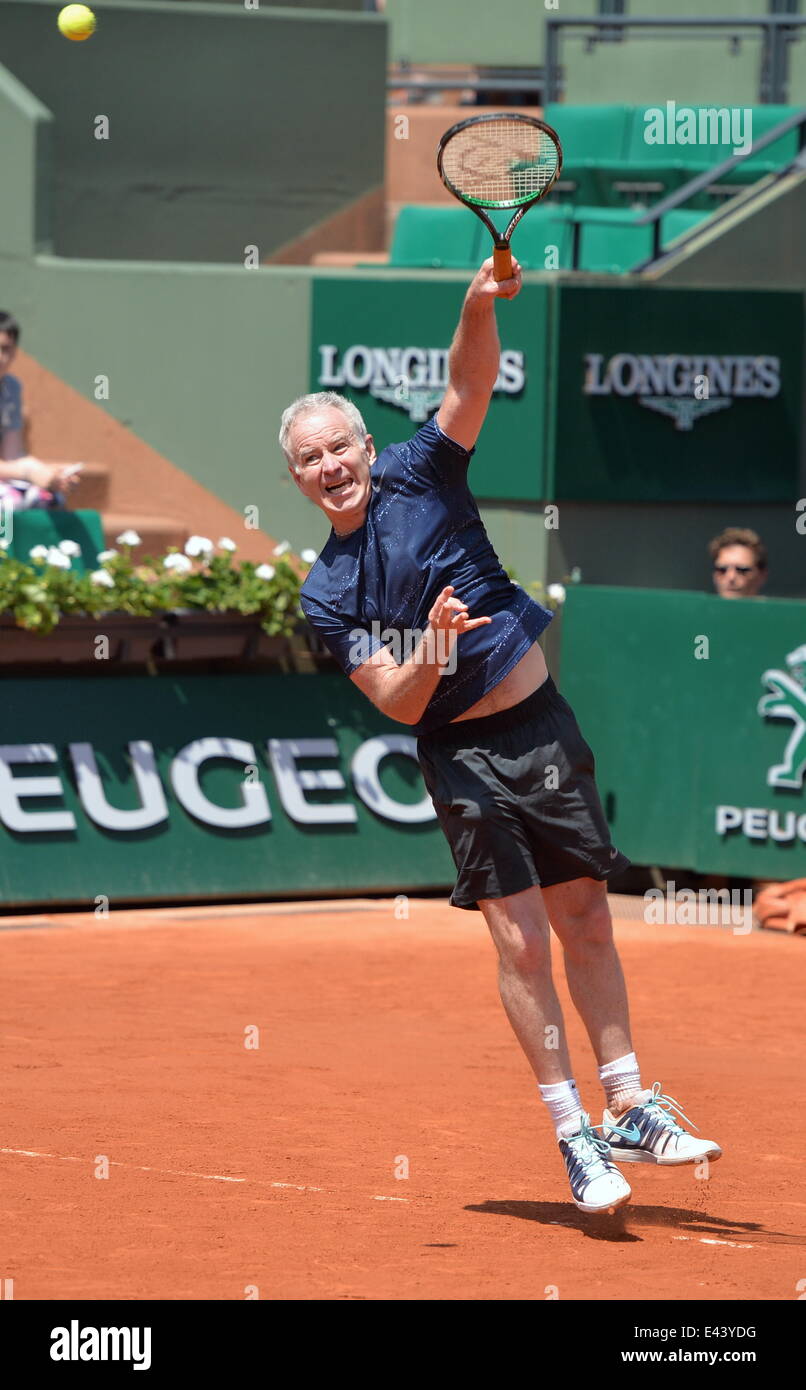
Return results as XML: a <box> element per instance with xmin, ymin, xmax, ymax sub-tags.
<box><xmin>416</xmin><ymin>675</ymin><xmax>631</xmax><ymax>911</ymax></box>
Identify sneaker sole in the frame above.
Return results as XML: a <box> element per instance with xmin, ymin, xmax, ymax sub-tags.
<box><xmin>609</xmin><ymin>1145</ymin><xmax>722</xmax><ymax>1166</ymax></box>
<box><xmin>573</xmin><ymin>1187</ymin><xmax>632</xmax><ymax>1214</ymax></box>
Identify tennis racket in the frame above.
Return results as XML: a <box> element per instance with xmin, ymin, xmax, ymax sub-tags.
<box><xmin>437</xmin><ymin>112</ymin><xmax>563</xmax><ymax>282</ymax></box>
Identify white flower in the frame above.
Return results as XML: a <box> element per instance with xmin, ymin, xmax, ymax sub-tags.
<box><xmin>58</xmin><ymin>539</ymin><xmax>82</xmax><ymax>557</ymax></box>
<box><xmin>300</xmin><ymin>548</ymin><xmax>318</xmax><ymax>564</ymax></box>
<box><xmin>217</xmin><ymin>537</ymin><xmax>237</xmax><ymax>552</ymax></box>
<box><xmin>272</xmin><ymin>540</ymin><xmax>291</xmax><ymax>557</ymax></box>
<box><xmin>256</xmin><ymin>564</ymin><xmax>275</xmax><ymax>581</ymax></box>
<box><xmin>185</xmin><ymin>535</ymin><xmax>214</xmax><ymax>558</ymax></box>
<box><xmin>547</xmin><ymin>583</ymin><xmax>566</xmax><ymax>603</ymax></box>
<box><xmin>115</xmin><ymin>529</ymin><xmax>141</xmax><ymax>547</ymax></box>
<box><xmin>90</xmin><ymin>569</ymin><xmax>115</xmax><ymax>588</ymax></box>
<box><xmin>46</xmin><ymin>547</ymin><xmax>71</xmax><ymax>569</ymax></box>
<box><xmin>163</xmin><ymin>552</ymin><xmax>193</xmax><ymax>574</ymax></box>
<box><xmin>0</xmin><ymin>537</ymin><xmax>9</xmax><ymax>549</ymax></box>
<box><xmin>97</xmin><ymin>549</ymin><xmax>118</xmax><ymax>563</ymax></box>
<box><xmin>29</xmin><ymin>545</ymin><xmax>50</xmax><ymax>560</ymax></box>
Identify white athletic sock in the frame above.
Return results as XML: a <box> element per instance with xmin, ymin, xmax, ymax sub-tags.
<box><xmin>538</xmin><ymin>1079</ymin><xmax>584</xmax><ymax>1139</ymax></box>
<box><xmin>599</xmin><ymin>1051</ymin><xmax>643</xmax><ymax>1115</ymax></box>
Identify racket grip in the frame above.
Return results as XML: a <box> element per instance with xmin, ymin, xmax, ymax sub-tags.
<box><xmin>493</xmin><ymin>246</ymin><xmax>513</xmax><ymax>281</ymax></box>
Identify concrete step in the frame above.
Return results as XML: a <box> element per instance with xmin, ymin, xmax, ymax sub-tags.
<box><xmin>101</xmin><ymin>513</ymin><xmax>190</xmax><ymax>560</ymax></box>
<box><xmin>67</xmin><ymin>461</ymin><xmax>110</xmax><ymax>510</ymax></box>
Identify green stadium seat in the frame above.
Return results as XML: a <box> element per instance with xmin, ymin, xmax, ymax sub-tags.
<box><xmin>389</xmin><ymin>205</ymin><xmax>484</xmax><ymax>268</ymax></box>
<box><xmin>6</xmin><ymin>508</ymin><xmax>105</xmax><ymax>576</ymax></box>
<box><xmin>718</xmin><ymin>105</ymin><xmax>801</xmax><ymax>185</ymax></box>
<box><xmin>591</xmin><ymin>105</ymin><xmax>802</xmax><ymax>207</ymax></box>
<box><xmin>572</xmin><ymin>207</ymin><xmax>653</xmax><ymax>274</ymax></box>
<box><xmin>571</xmin><ymin>205</ymin><xmax>710</xmax><ymax>273</ymax></box>
<box><xmin>388</xmin><ymin>203</ymin><xmax>574</xmax><ymax>273</ymax></box>
<box><xmin>509</xmin><ymin>204</ymin><xmax>574</xmax><ymax>271</ymax></box>
<box><xmin>544</xmin><ymin>103</ymin><xmax>633</xmax><ymax>207</ymax></box>
<box><xmin>660</xmin><ymin>208</ymin><xmax>711</xmax><ymax>245</ymax></box>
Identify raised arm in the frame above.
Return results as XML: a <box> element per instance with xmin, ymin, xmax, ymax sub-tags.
<box><xmin>436</xmin><ymin>256</ymin><xmax>522</xmax><ymax>453</ymax></box>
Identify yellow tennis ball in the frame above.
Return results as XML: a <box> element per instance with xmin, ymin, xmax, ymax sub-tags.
<box><xmin>57</xmin><ymin>4</ymin><xmax>96</xmax><ymax>41</ymax></box>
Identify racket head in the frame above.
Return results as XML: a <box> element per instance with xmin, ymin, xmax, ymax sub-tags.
<box><xmin>437</xmin><ymin>112</ymin><xmax>563</xmax><ymax>223</ymax></box>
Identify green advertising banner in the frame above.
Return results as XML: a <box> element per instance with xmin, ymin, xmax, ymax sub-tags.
<box><xmin>550</xmin><ymin>285</ymin><xmax>803</xmax><ymax>503</ymax></box>
<box><xmin>0</xmin><ymin>673</ymin><xmax>455</xmax><ymax>908</ymax></box>
<box><xmin>561</xmin><ymin>586</ymin><xmax>806</xmax><ymax>877</ymax></box>
<box><xmin>310</xmin><ymin>277</ymin><xmax>549</xmax><ymax>501</ymax></box>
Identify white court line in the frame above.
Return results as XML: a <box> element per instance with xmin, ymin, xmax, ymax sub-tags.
<box><xmin>1</xmin><ymin>1147</ymin><xmax>404</xmax><ymax>1199</ymax></box>
<box><xmin>1</xmin><ymin>1147</ymin><xmax>244</xmax><ymax>1184</ymax></box>
<box><xmin>674</xmin><ymin>1235</ymin><xmax>753</xmax><ymax>1249</ymax></box>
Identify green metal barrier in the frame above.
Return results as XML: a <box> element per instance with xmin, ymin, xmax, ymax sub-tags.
<box><xmin>561</xmin><ymin>585</ymin><xmax>806</xmax><ymax>878</ymax></box>
<box><xmin>0</xmin><ymin>671</ymin><xmax>455</xmax><ymax>908</ymax></box>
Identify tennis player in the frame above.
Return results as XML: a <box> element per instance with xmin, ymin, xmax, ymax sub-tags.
<box><xmin>281</xmin><ymin>258</ymin><xmax>721</xmax><ymax>1214</ymax></box>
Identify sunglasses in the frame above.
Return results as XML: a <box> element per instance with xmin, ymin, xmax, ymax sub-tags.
<box><xmin>714</xmin><ymin>564</ymin><xmax>754</xmax><ymax>575</ymax></box>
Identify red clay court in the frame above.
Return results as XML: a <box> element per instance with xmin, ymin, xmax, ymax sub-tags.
<box><xmin>1</xmin><ymin>896</ymin><xmax>803</xmax><ymax>1301</ymax></box>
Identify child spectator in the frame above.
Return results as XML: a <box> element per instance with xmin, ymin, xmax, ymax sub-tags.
<box><xmin>0</xmin><ymin>310</ymin><xmax>84</xmax><ymax>510</ymax></box>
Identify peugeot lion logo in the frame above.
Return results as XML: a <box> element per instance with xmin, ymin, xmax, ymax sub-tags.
<box><xmin>758</xmin><ymin>644</ymin><xmax>806</xmax><ymax>790</ymax></box>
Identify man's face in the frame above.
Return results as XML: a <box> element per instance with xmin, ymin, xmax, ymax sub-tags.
<box><xmin>287</xmin><ymin>407</ymin><xmax>375</xmax><ymax>535</ymax></box>
<box><xmin>0</xmin><ymin>331</ymin><xmax>17</xmax><ymax>379</ymax></box>
<box><xmin>712</xmin><ymin>544</ymin><xmax>766</xmax><ymax>598</ymax></box>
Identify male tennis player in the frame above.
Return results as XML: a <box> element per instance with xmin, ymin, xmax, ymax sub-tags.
<box><xmin>281</xmin><ymin>258</ymin><xmax>721</xmax><ymax>1214</ymax></box>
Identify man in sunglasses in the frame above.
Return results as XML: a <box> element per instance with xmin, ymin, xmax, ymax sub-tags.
<box><xmin>709</xmin><ymin>527</ymin><xmax>768</xmax><ymax>599</ymax></box>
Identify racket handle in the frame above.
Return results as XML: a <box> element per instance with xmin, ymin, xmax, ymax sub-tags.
<box><xmin>493</xmin><ymin>245</ymin><xmax>513</xmax><ymax>281</ymax></box>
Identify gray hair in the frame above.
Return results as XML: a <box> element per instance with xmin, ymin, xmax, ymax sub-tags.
<box><xmin>279</xmin><ymin>391</ymin><xmax>369</xmax><ymax>466</ymax></box>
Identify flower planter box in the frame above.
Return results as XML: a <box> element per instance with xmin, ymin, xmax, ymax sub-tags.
<box><xmin>0</xmin><ymin>613</ymin><xmax>162</xmax><ymax>666</ymax></box>
<box><xmin>154</xmin><ymin>610</ymin><xmax>275</xmax><ymax>662</ymax></box>
<box><xmin>0</xmin><ymin>612</ymin><xmax>327</xmax><ymax>670</ymax></box>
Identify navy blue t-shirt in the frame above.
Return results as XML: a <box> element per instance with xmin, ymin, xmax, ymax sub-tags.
<box><xmin>299</xmin><ymin>416</ymin><xmax>553</xmax><ymax>736</ymax></box>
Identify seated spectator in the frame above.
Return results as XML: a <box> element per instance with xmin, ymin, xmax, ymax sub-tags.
<box><xmin>709</xmin><ymin>526</ymin><xmax>767</xmax><ymax>599</ymax></box>
<box><xmin>0</xmin><ymin>310</ymin><xmax>83</xmax><ymax>510</ymax></box>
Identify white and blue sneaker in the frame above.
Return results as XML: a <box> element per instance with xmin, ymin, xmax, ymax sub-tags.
<box><xmin>602</xmin><ymin>1082</ymin><xmax>722</xmax><ymax>1166</ymax></box>
<box><xmin>558</xmin><ymin>1112</ymin><xmax>632</xmax><ymax>1213</ymax></box>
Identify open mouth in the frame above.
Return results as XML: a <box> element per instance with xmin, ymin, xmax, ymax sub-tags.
<box><xmin>325</xmin><ymin>479</ymin><xmax>353</xmax><ymax>496</ymax></box>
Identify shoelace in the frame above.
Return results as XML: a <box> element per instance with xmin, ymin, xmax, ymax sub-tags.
<box><xmin>565</xmin><ymin>1112</ymin><xmax>613</xmax><ymax>1176</ymax></box>
<box><xmin>640</xmin><ymin>1081</ymin><xmax>700</xmax><ymax>1135</ymax></box>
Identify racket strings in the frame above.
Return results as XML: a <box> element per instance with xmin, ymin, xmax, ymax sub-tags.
<box><xmin>441</xmin><ymin>120</ymin><xmax>559</xmax><ymax>207</ymax></box>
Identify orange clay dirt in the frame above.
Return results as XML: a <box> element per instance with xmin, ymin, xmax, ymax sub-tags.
<box><xmin>1</xmin><ymin>895</ymin><xmax>803</xmax><ymax>1301</ymax></box>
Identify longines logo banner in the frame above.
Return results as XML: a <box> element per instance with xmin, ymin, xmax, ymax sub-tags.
<box><xmin>0</xmin><ymin>674</ymin><xmax>454</xmax><ymax>908</ymax></box>
<box><xmin>554</xmin><ymin>285</ymin><xmax>802</xmax><ymax>503</ymax></box>
<box><xmin>318</xmin><ymin>344</ymin><xmax>525</xmax><ymax>423</ymax></box>
<box><xmin>311</xmin><ymin>277</ymin><xmax>549</xmax><ymax>502</ymax></box>
<box><xmin>583</xmin><ymin>352</ymin><xmax>781</xmax><ymax>432</ymax></box>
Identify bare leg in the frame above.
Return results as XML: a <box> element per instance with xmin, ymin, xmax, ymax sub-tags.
<box><xmin>478</xmin><ymin>884</ymin><xmax>574</xmax><ymax>1085</ymax></box>
<box><xmin>541</xmin><ymin>877</ymin><xmax>637</xmax><ymax>1095</ymax></box>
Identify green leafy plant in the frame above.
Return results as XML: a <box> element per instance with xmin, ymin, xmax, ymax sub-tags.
<box><xmin>0</xmin><ymin>534</ymin><xmax>311</xmax><ymax>637</ymax></box>
<box><xmin>504</xmin><ymin>565</ymin><xmax>582</xmax><ymax>612</ymax></box>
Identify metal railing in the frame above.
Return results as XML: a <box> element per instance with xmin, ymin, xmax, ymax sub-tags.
<box><xmin>546</xmin><ymin>15</ymin><xmax>806</xmax><ymax>106</ymax></box>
